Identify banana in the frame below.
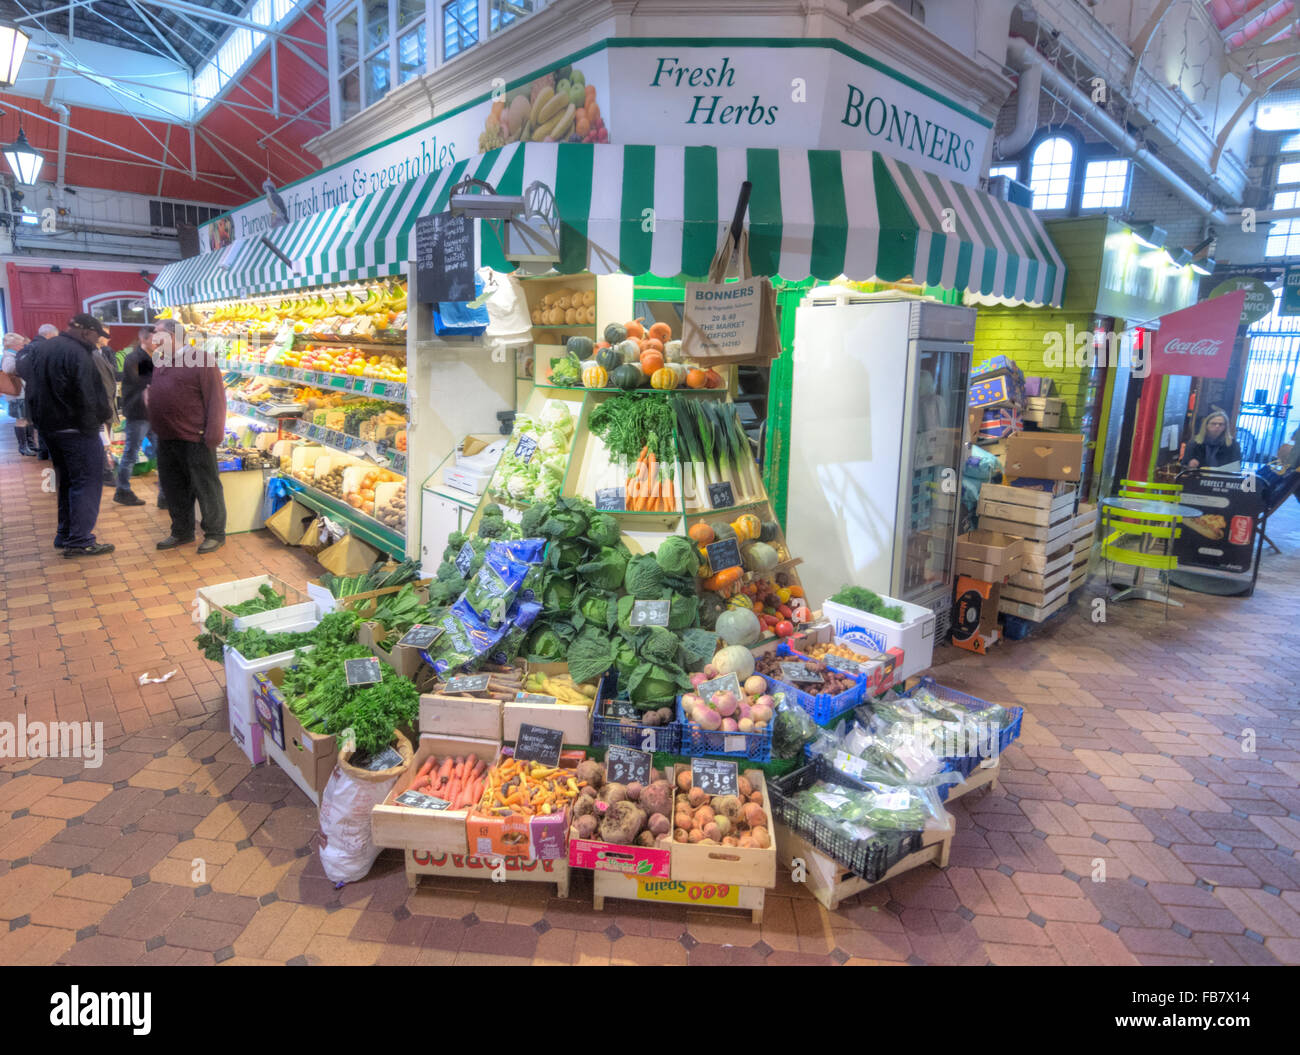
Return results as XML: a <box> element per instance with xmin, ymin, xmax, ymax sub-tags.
<box><xmin>530</xmin><ymin>85</ymin><xmax>555</xmax><ymax>126</ymax></box>
<box><xmin>545</xmin><ymin>103</ymin><xmax>576</xmax><ymax>142</ymax></box>
<box><xmin>532</xmin><ymin>108</ymin><xmax>565</xmax><ymax>142</ymax></box>
<box><xmin>536</xmin><ymin>90</ymin><xmax>568</xmax><ymax>127</ymax></box>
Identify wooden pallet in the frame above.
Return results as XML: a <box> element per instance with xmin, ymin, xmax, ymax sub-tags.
<box><xmin>591</xmin><ymin>871</ymin><xmax>765</xmax><ymax>923</ymax></box>
<box><xmin>778</xmin><ymin>821</ymin><xmax>955</xmax><ymax>913</ymax></box>
<box><xmin>998</xmin><ymin>591</ymin><xmax>1069</xmax><ymax>622</ymax></box>
<box><xmin>403</xmin><ymin>849</ymin><xmax>569</xmax><ymax>897</ymax></box>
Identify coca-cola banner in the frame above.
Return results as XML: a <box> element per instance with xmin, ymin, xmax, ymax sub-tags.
<box><xmin>1148</xmin><ymin>289</ymin><xmax>1246</xmax><ymax>378</ymax></box>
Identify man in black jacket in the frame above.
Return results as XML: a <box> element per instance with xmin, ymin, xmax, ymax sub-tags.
<box><xmin>25</xmin><ymin>314</ymin><xmax>115</xmax><ymax>557</ymax></box>
<box><xmin>113</xmin><ymin>327</ymin><xmax>153</xmax><ymax>506</ymax></box>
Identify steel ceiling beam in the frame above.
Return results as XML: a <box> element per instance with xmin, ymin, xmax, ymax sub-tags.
<box><xmin>124</xmin><ymin>0</ymin><xmax>188</xmax><ymax>66</ymax></box>
<box><xmin>194</xmin><ymin>124</ymin><xmax>263</xmax><ymax>196</ymax></box>
<box><xmin>130</xmin><ymin>0</ymin><xmax>331</xmax><ymax>50</ymax></box>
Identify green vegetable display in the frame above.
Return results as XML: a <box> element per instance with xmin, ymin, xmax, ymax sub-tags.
<box><xmin>790</xmin><ymin>780</ymin><xmax>936</xmax><ymax>833</ymax></box>
<box><xmin>227</xmin><ymin>583</ymin><xmax>285</xmax><ymax>617</ymax></box>
<box><xmin>829</xmin><ymin>585</ymin><xmax>904</xmax><ymax>623</ymax></box>
<box><xmin>321</xmin><ymin>559</ymin><xmax>422</xmax><ymax>599</ymax></box>
<box><xmin>194</xmin><ymin>611</ymin><xmax>362</xmax><ymax>665</ymax></box>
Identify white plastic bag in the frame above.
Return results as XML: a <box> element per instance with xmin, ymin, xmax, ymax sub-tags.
<box><xmin>318</xmin><ymin>765</ymin><xmax>397</xmax><ymax>885</ymax></box>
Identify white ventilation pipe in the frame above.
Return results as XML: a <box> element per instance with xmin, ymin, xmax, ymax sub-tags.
<box><xmin>994</xmin><ymin>56</ymin><xmax>1042</xmax><ymax>159</ymax></box>
<box><xmin>1005</xmin><ymin>37</ymin><xmax>1229</xmax><ymax>226</ymax></box>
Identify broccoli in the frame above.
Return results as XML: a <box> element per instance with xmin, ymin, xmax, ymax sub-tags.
<box><xmin>442</xmin><ymin>530</ymin><xmax>469</xmax><ymax>561</ymax></box>
<box><xmin>478</xmin><ymin>514</ymin><xmax>510</xmax><ymax>539</ymax></box>
<box><xmin>436</xmin><ymin>560</ymin><xmax>463</xmax><ymax>583</ymax></box>
<box><xmin>483</xmin><ymin>503</ymin><xmax>503</xmax><ymax>518</ymax></box>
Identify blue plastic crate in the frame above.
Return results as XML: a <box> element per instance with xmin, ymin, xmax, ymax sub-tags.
<box><xmin>762</xmin><ymin>642</ymin><xmax>865</xmax><ymax>725</ymax></box>
<box><xmin>589</xmin><ymin>670</ymin><xmax>681</xmax><ymax>754</ymax></box>
<box><xmin>676</xmin><ymin>698</ymin><xmax>772</xmax><ymax>762</ymax></box>
<box><xmin>903</xmin><ymin>676</ymin><xmax>1023</xmax><ymax>777</ymax></box>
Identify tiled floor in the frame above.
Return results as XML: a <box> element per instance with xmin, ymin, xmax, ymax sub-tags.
<box><xmin>2</xmin><ymin>434</ymin><xmax>1299</xmax><ymax>966</ymax></box>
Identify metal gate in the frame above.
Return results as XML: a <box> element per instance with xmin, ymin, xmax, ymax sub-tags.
<box><xmin>1238</xmin><ymin>294</ymin><xmax>1300</xmax><ymax>463</ymax></box>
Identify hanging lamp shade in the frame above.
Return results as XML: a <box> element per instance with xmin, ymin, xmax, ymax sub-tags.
<box><xmin>4</xmin><ymin>127</ymin><xmax>43</xmax><ymax>185</ymax></box>
<box><xmin>0</xmin><ymin>20</ymin><xmax>30</xmax><ymax>88</ymax></box>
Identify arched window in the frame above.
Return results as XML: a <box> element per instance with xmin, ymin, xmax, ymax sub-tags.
<box><xmin>85</xmin><ymin>294</ymin><xmax>158</xmax><ymax>327</ymax></box>
<box><xmin>1029</xmin><ymin>136</ymin><xmax>1074</xmax><ymax>211</ymax></box>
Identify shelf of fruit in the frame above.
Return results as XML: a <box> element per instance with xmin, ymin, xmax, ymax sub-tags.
<box><xmin>216</xmin><ymin>359</ymin><xmax>407</xmax><ymax>403</ymax></box>
<box><xmin>539</xmin><ymin>321</ymin><xmax>728</xmax><ymax>393</ymax></box>
<box><xmin>284</xmin><ymin>419</ymin><xmax>407</xmax><ymax>475</ymax></box>
<box><xmin>280</xmin><ymin>474</ymin><xmax>406</xmax><ymax>557</ymax></box>
<box><xmin>179</xmin><ymin>279</ymin><xmax>408</xmax><ymax>341</ymax></box>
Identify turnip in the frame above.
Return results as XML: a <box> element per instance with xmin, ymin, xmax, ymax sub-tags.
<box><xmin>756</xmin><ymin>694</ymin><xmax>774</xmax><ymax>710</ymax></box>
<box><xmin>681</xmin><ymin>692</ymin><xmax>700</xmax><ymax>710</ymax></box>
<box><xmin>743</xmin><ymin>675</ymin><xmax>766</xmax><ymax>697</ymax></box>
<box><xmin>738</xmin><ymin>702</ymin><xmax>752</xmax><ymax>720</ymax></box>
<box><xmin>721</xmin><ymin>718</ymin><xmax>739</xmax><ymax>732</ymax></box>
<box><xmin>712</xmin><ymin>691</ymin><xmax>738</xmax><ymax>717</ymax></box>
<box><xmin>689</xmin><ymin>672</ymin><xmax>708</xmax><ymax>689</ymax></box>
<box><xmin>697</xmin><ymin>709</ymin><xmax>722</xmax><ymax>731</ymax></box>
<box><xmin>738</xmin><ymin>717</ymin><xmax>754</xmax><ymax>733</ymax></box>
<box><xmin>751</xmin><ymin>703</ymin><xmax>773</xmax><ymax>723</ymax></box>
<box><xmin>703</xmin><ymin>664</ymin><xmax>720</xmax><ymax>679</ymax></box>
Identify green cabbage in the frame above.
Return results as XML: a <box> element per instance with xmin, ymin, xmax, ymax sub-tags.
<box><xmin>655</xmin><ymin>536</ymin><xmax>700</xmax><ymax>578</ymax></box>
<box><xmin>637</xmin><ymin>625</ymin><xmax>681</xmax><ymax>667</ymax></box>
<box><xmin>624</xmin><ymin>553</ymin><xmax>665</xmax><ymax>596</ymax></box>
<box><xmin>525</xmin><ymin>624</ymin><xmax>567</xmax><ymax>661</ymax></box>
<box><xmin>667</xmin><ymin>592</ymin><xmax>699</xmax><ymax>631</ymax></box>
<box><xmin>586</xmin><ymin>513</ymin><xmax>621</xmax><ymax>549</ymax></box>
<box><xmin>542</xmin><ymin>574</ymin><xmax>575</xmax><ymax>611</ymax></box>
<box><xmin>568</xmin><ymin>626</ymin><xmax>618</xmax><ymax>684</ymax></box>
<box><xmin>577</xmin><ymin>590</ymin><xmax>613</xmax><ymax>630</ymax></box>
<box><xmin>577</xmin><ymin>546</ymin><xmax>629</xmax><ymax>591</ymax></box>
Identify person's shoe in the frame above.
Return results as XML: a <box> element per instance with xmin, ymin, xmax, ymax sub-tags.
<box><xmin>156</xmin><ymin>535</ymin><xmax>194</xmax><ymax>550</ymax></box>
<box><xmin>64</xmin><ymin>543</ymin><xmax>115</xmax><ymax>558</ymax></box>
<box><xmin>53</xmin><ymin>540</ymin><xmax>66</xmax><ymax>549</ymax></box>
<box><xmin>197</xmin><ymin>537</ymin><xmax>226</xmax><ymax>554</ymax></box>
<box><xmin>103</xmin><ymin>472</ymin><xmax>116</xmax><ymax>487</ymax></box>
<box><xmin>37</xmin><ymin>447</ymin><xmax>49</xmax><ymax>460</ymax></box>
<box><xmin>114</xmin><ymin>489</ymin><xmax>145</xmax><ymax>506</ymax></box>
<box><xmin>14</xmin><ymin>426</ymin><xmax>35</xmax><ymax>456</ymax></box>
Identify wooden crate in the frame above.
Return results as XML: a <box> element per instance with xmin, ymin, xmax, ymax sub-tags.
<box><xmin>979</xmin><ymin>482</ymin><xmax>1076</xmax><ymax>522</ymax></box>
<box><xmin>997</xmin><ymin>591</ymin><xmax>1068</xmax><ymax>622</ymax></box>
<box><xmin>977</xmin><ymin>513</ymin><xmax>1074</xmax><ymax>547</ymax></box>
<box><xmin>502</xmin><ymin>694</ymin><xmax>594</xmax><ymax>746</ymax></box>
<box><xmin>943</xmin><ymin>759</ymin><xmax>1000</xmax><ymax>803</ymax></box>
<box><xmin>419</xmin><ymin>693</ymin><xmax>503</xmax><ymax>741</ymax></box>
<box><xmin>1007</xmin><ymin>545</ymin><xmax>1074</xmax><ymax>587</ymax></box>
<box><xmin>777</xmin><ymin>820</ymin><xmax>955</xmax><ymax>913</ymax></box>
<box><xmin>591</xmin><ymin>870</ymin><xmax>765</xmax><ymax>923</ymax></box>
<box><xmin>1021</xmin><ymin>536</ymin><xmax>1078</xmax><ymax>573</ymax></box>
<box><xmin>1000</xmin><ymin>576</ymin><xmax>1071</xmax><ymax>609</ymax></box>
<box><xmin>669</xmin><ymin>766</ymin><xmax>778</xmax><ymax>889</ymax></box>
<box><xmin>404</xmin><ymin>848</ymin><xmax>569</xmax><ymax>897</ymax></box>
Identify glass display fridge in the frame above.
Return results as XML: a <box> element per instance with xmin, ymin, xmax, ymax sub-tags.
<box><xmin>784</xmin><ymin>289</ymin><xmax>975</xmax><ymax>639</ymax></box>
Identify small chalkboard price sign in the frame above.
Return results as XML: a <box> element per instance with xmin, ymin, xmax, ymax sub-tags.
<box><xmin>362</xmin><ymin>746</ymin><xmax>404</xmax><ymax>771</ymax></box>
<box><xmin>399</xmin><ymin>624</ymin><xmax>444</xmax><ymax>649</ymax></box>
<box><xmin>629</xmin><ymin>599</ymin><xmax>671</xmax><ymax>627</ymax></box>
<box><xmin>707</xmin><ymin>481</ymin><xmax>735</xmax><ymax>509</ymax></box>
<box><xmin>395</xmin><ymin>790</ymin><xmax>452</xmax><ymax>810</ymax></box>
<box><xmin>705</xmin><ymin>536</ymin><xmax>742</xmax><ymax>574</ymax></box>
<box><xmin>414</xmin><ymin>211</ymin><xmax>475</xmax><ymax>303</ymax></box>
<box><xmin>605</xmin><ymin>698</ymin><xmax>639</xmax><ymax>719</ymax></box>
<box><xmin>779</xmin><ymin>661</ymin><xmax>822</xmax><ymax>684</ymax></box>
<box><xmin>444</xmin><ymin>672</ymin><xmax>491</xmax><ymax>694</ymax></box>
<box><xmin>594</xmin><ymin>487</ymin><xmax>625</xmax><ymax>511</ymax></box>
<box><xmin>514</xmin><ymin>724</ymin><xmax>564</xmax><ymax>767</ymax></box>
<box><xmin>827</xmin><ymin>654</ymin><xmax>864</xmax><ymax>674</ymax></box>
<box><xmin>605</xmin><ymin>745</ymin><xmax>652</xmax><ymax>786</ymax></box>
<box><xmin>691</xmin><ymin>758</ymin><xmax>739</xmax><ymax>797</ymax></box>
<box><xmin>344</xmin><ymin>657</ymin><xmax>383</xmax><ymax>686</ymax></box>
<box><xmin>697</xmin><ymin>672</ymin><xmax>742</xmax><ymax>701</ymax></box>
<box><xmin>515</xmin><ymin>692</ymin><xmax>557</xmax><ymax>706</ymax></box>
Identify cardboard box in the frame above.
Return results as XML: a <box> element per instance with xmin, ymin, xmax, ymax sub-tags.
<box><xmin>264</xmin><ymin>498</ymin><xmax>316</xmax><ymax>545</ymax></box>
<box><xmin>318</xmin><ymin>534</ymin><xmax>382</xmax><ymax>576</ymax></box>
<box><xmin>968</xmin><ymin>374</ymin><xmax>1020</xmax><ymax>410</ymax></box>
<box><xmin>1023</xmin><ymin>376</ymin><xmax>1054</xmax><ymax>397</ymax></box>
<box><xmin>371</xmin><ymin>733</ymin><xmax>502</xmax><ymax>854</ymax></box>
<box><xmin>227</xmin><ymin>694</ymin><xmax>265</xmax><ymax>765</ymax></box>
<box><xmin>359</xmin><ymin>621</ymin><xmax>428</xmax><ymax>680</ymax></box>
<box><xmin>951</xmin><ymin>576</ymin><xmax>1000</xmax><ymax>655</ymax></box>
<box><xmin>466</xmin><ymin>802</ymin><xmax>569</xmax><ymax>860</ymax></box>
<box><xmin>405</xmin><ymin>849</ymin><xmax>570</xmax><ymax>894</ymax></box>
<box><xmin>419</xmin><ymin>693</ymin><xmax>503</xmax><ymax>740</ymax></box>
<box><xmin>966</xmin><ymin>407</ymin><xmax>982</xmax><ymax>443</ymax></box>
<box><xmin>442</xmin><ymin>465</ymin><xmax>491</xmax><ymax>495</ymax></box>
<box><xmin>954</xmin><ymin>530</ymin><xmax>1025</xmax><ymax>582</ymax></box>
<box><xmin>1004</xmin><ymin>433</ymin><xmax>1085</xmax><ymax>481</ymax></box>
<box><xmin>592</xmin><ymin>871</ymin><xmax>766</xmax><ymax>921</ymax></box>
<box><xmin>1022</xmin><ymin>397</ymin><xmax>1063</xmax><ymax>429</ymax></box>
<box><xmin>569</xmin><ymin>837</ymin><xmax>671</xmax><ymax>879</ymax></box>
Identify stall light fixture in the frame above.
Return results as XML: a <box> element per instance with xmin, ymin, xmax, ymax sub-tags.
<box><xmin>1130</xmin><ymin>222</ymin><xmax>1166</xmax><ymax>249</ymax></box>
<box><xmin>1168</xmin><ymin>247</ymin><xmax>1193</xmax><ymax>267</ymax></box>
<box><xmin>0</xmin><ymin>20</ymin><xmax>30</xmax><ymax>88</ymax></box>
<box><xmin>1190</xmin><ymin>258</ymin><xmax>1215</xmax><ymax>276</ymax></box>
<box><xmin>3</xmin><ymin>127</ymin><xmax>44</xmax><ymax>185</ymax></box>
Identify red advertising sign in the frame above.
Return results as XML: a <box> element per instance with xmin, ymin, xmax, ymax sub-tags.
<box><xmin>1148</xmin><ymin>290</ymin><xmax>1246</xmax><ymax>379</ymax></box>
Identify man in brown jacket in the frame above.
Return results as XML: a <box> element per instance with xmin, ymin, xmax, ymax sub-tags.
<box><xmin>147</xmin><ymin>320</ymin><xmax>227</xmax><ymax>553</ymax></box>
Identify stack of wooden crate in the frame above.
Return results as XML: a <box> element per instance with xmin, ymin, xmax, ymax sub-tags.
<box><xmin>976</xmin><ymin>482</ymin><xmax>1079</xmax><ymax>622</ymax></box>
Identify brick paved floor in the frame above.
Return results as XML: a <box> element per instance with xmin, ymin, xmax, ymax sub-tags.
<box><xmin>2</xmin><ymin>435</ymin><xmax>1298</xmax><ymax>966</ymax></box>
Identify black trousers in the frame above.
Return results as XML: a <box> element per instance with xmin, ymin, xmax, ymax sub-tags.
<box><xmin>46</xmin><ymin>429</ymin><xmax>105</xmax><ymax>548</ymax></box>
<box><xmin>157</xmin><ymin>438</ymin><xmax>226</xmax><ymax>541</ymax></box>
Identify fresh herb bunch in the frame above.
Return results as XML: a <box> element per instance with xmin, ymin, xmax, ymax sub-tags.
<box><xmin>829</xmin><ymin>585</ymin><xmax>904</xmax><ymax>623</ymax></box>
<box><xmin>280</xmin><ymin>644</ymin><xmax>418</xmax><ymax>756</ymax></box>
<box><xmin>193</xmin><ymin>610</ymin><xmax>361</xmax><ymax>664</ymax></box>
<box><xmin>227</xmin><ymin>584</ymin><xmax>285</xmax><ymax>617</ymax></box>
<box><xmin>321</xmin><ymin>558</ymin><xmax>422</xmax><ymax>599</ymax></box>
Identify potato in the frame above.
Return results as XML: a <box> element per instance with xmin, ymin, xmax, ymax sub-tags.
<box><xmin>575</xmin><ymin>760</ymin><xmax>603</xmax><ymax>789</ymax></box>
<box><xmin>656</xmin><ymin>707</ymin><xmax>674</xmax><ymax>724</ymax></box>
<box><xmin>674</xmin><ymin>810</ymin><xmax>694</xmax><ymax>831</ymax></box>
<box><xmin>749</xmin><ymin>791</ymin><xmax>764</xmax><ymax>805</ymax></box>
<box><xmin>626</xmin><ymin>781</ymin><xmax>644</xmax><ymax>801</ymax></box>
<box><xmin>675</xmin><ymin>770</ymin><xmax>693</xmax><ymax>792</ymax></box>
<box><xmin>597</xmin><ymin>801</ymin><xmax>646</xmax><ymax>845</ymax></box>
<box><xmin>688</xmin><ymin>787</ymin><xmax>707</xmax><ymax>808</ymax></box>
<box><xmin>738</xmin><ymin>835</ymin><xmax>756</xmax><ymax>848</ymax></box>
<box><xmin>603</xmin><ymin>782</ymin><xmax>629</xmax><ymax>805</ymax></box>
<box><xmin>572</xmin><ymin>814</ymin><xmax>598</xmax><ymax>839</ymax></box>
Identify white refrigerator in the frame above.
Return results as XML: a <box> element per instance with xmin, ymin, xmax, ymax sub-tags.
<box><xmin>785</xmin><ymin>290</ymin><xmax>975</xmax><ymax>639</ymax></box>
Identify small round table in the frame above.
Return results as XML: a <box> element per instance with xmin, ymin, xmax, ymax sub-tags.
<box><xmin>1099</xmin><ymin>496</ymin><xmax>1205</xmax><ymax>607</ymax></box>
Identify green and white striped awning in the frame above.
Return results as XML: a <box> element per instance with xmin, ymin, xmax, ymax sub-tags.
<box><xmin>152</xmin><ymin>144</ymin><xmax>1064</xmax><ymax>308</ymax></box>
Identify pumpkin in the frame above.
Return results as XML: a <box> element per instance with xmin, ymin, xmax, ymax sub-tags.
<box><xmin>664</xmin><ymin>362</ymin><xmax>688</xmax><ymax>385</ymax></box>
<box><xmin>648</xmin><ymin>322</ymin><xmax>672</xmax><ymax>342</ymax></box>
<box><xmin>732</xmin><ymin>513</ymin><xmax>762</xmax><ymax>541</ymax></box>
<box><xmin>712</xmin><ymin>521</ymin><xmax>738</xmax><ymax>542</ymax></box>
<box><xmin>611</xmin><ymin>364</ymin><xmax>645</xmax><ymax>391</ymax></box>
<box><xmin>596</xmin><ymin>346</ymin><xmax>622</xmax><ymax>373</ymax></box>
<box><xmin>582</xmin><ymin>362</ymin><xmax>609</xmax><ymax>389</ymax></box>
<box><xmin>567</xmin><ymin>335</ymin><xmax>594</xmax><ymax>360</ymax></box>
<box><xmin>664</xmin><ymin>339</ymin><xmax>683</xmax><ymax>362</ymax></box>
<box><xmin>624</xmin><ymin>319</ymin><xmax>646</xmax><ymax>340</ymax></box>
<box><xmin>688</xmin><ymin>522</ymin><xmax>715</xmax><ymax>545</ymax></box>
<box><xmin>758</xmin><ymin>519</ymin><xmax>781</xmax><ymax>543</ymax></box>
<box><xmin>713</xmin><ymin>643</ymin><xmax>757</xmax><ymax>678</ymax></box>
<box><xmin>640</xmin><ymin>337</ymin><xmax>664</xmax><ymax>354</ymax></box>
<box><xmin>686</xmin><ymin>368</ymin><xmax>707</xmax><ymax>389</ymax></box>
<box><xmin>650</xmin><ymin>366</ymin><xmax>678</xmax><ymax>390</ymax></box>
<box><xmin>640</xmin><ymin>351</ymin><xmax>665</xmax><ymax>376</ymax></box>
<box><xmin>616</xmin><ymin>339</ymin><xmax>640</xmax><ymax>364</ymax></box>
<box><xmin>604</xmin><ymin>322</ymin><xmax>628</xmax><ymax>344</ymax></box>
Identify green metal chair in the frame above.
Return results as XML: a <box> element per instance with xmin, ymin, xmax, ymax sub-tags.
<box><xmin>1101</xmin><ymin>503</ymin><xmax>1183</xmax><ymax>617</ymax></box>
<box><xmin>1118</xmin><ymin>479</ymin><xmax>1183</xmax><ymax>502</ymax></box>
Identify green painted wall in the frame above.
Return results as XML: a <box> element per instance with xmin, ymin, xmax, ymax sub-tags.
<box><xmin>972</xmin><ymin>308</ymin><xmax>1096</xmax><ymax>430</ymax></box>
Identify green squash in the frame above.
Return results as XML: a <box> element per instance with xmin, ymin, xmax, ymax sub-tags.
<box><xmin>596</xmin><ymin>347</ymin><xmax>622</xmax><ymax>373</ymax></box>
<box><xmin>567</xmin><ymin>335</ymin><xmax>595</xmax><ymax>360</ymax></box>
<box><xmin>611</xmin><ymin>364</ymin><xmax>644</xmax><ymax>391</ymax></box>
<box><xmin>759</xmin><ymin>519</ymin><xmax>781</xmax><ymax>543</ymax></box>
<box><xmin>712</xmin><ymin>522</ymin><xmax>738</xmax><ymax>542</ymax></box>
<box><xmin>742</xmin><ymin>541</ymin><xmax>779</xmax><ymax>574</ymax></box>
<box><xmin>603</xmin><ymin>322</ymin><xmax>628</xmax><ymax>345</ymax></box>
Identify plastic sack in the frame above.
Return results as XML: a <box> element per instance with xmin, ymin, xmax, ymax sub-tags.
<box><xmin>260</xmin><ymin>474</ymin><xmax>292</xmax><ymax>523</ymax></box>
<box><xmin>318</xmin><ymin>732</ymin><xmax>412</xmax><ymax>884</ymax></box>
<box><xmin>434</xmin><ymin>277</ymin><xmax>490</xmax><ymax>336</ymax></box>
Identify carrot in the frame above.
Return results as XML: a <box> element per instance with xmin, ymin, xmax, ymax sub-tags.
<box><xmin>470</xmin><ymin>759</ymin><xmax>486</xmax><ymax>781</ymax></box>
<box><xmin>437</xmin><ymin>757</ymin><xmax>454</xmax><ymax>783</ymax></box>
<box><xmin>464</xmin><ymin>753</ymin><xmax>479</xmax><ymax>777</ymax></box>
<box><xmin>418</xmin><ymin>757</ymin><xmax>435</xmax><ymax>779</ymax></box>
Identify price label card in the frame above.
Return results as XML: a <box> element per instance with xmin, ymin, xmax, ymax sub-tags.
<box><xmin>691</xmin><ymin>758</ymin><xmax>739</xmax><ymax>797</ymax></box>
<box><xmin>515</xmin><ymin>692</ymin><xmax>558</xmax><ymax>706</ymax></box>
<box><xmin>344</xmin><ymin>657</ymin><xmax>383</xmax><ymax>686</ymax></box>
<box><xmin>873</xmin><ymin>791</ymin><xmax>911</xmax><ymax>811</ymax></box>
<box><xmin>330</xmin><ymin>375</ymin><xmax>347</xmax><ymax>388</ymax></box>
<box><xmin>594</xmin><ymin>487</ymin><xmax>625</xmax><ymax>511</ymax></box>
<box><xmin>514</xmin><ymin>434</ymin><xmax>539</xmax><ymax>464</ymax></box>
<box><xmin>395</xmin><ymin>790</ymin><xmax>452</xmax><ymax>810</ymax></box>
<box><xmin>705</xmin><ymin>536</ymin><xmax>742</xmax><ymax>574</ymax></box>
<box><xmin>514</xmin><ymin>723</ymin><xmax>563</xmax><ymax>767</ymax></box>
<box><xmin>707</xmin><ymin>481</ymin><xmax>735</xmax><ymax>509</ymax></box>
<box><xmin>605</xmin><ymin>699</ymin><xmax>639</xmax><ymax>719</ymax></box>
<box><xmin>779</xmin><ymin>661</ymin><xmax>822</xmax><ymax>684</ymax></box>
<box><xmin>629</xmin><ymin>599</ymin><xmax>671</xmax><ymax>627</ymax></box>
<box><xmin>833</xmin><ymin>750</ymin><xmax>868</xmax><ymax>780</ymax></box>
<box><xmin>697</xmin><ymin>672</ymin><xmax>742</xmax><ymax>702</ymax></box>
<box><xmin>454</xmin><ymin>541</ymin><xmax>476</xmax><ymax>577</ymax></box>
<box><xmin>444</xmin><ymin>672</ymin><xmax>491</xmax><ymax>694</ymax></box>
<box><xmin>814</xmin><ymin>790</ymin><xmax>850</xmax><ymax>809</ymax></box>
<box><xmin>398</xmin><ymin>624</ymin><xmax>444</xmax><ymax>649</ymax></box>
<box><xmin>828</xmin><ymin>655</ymin><xmax>866</xmax><ymax>674</ymax></box>
<box><xmin>605</xmin><ymin>745</ymin><xmax>652</xmax><ymax>786</ymax></box>
<box><xmin>362</xmin><ymin>746</ymin><xmax>403</xmax><ymax>771</ymax></box>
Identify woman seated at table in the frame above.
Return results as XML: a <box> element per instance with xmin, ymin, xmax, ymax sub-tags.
<box><xmin>1185</xmin><ymin>411</ymin><xmax>1242</xmax><ymax>470</ymax></box>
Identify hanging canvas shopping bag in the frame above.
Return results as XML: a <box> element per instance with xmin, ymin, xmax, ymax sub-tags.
<box><xmin>681</xmin><ymin>229</ymin><xmax>781</xmax><ymax>367</ymax></box>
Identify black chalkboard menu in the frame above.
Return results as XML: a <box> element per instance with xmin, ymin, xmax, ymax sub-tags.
<box><xmin>415</xmin><ymin>212</ymin><xmax>475</xmax><ymax>303</ymax></box>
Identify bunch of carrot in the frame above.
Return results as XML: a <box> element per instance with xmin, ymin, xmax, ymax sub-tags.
<box><xmin>407</xmin><ymin>754</ymin><xmax>486</xmax><ymax>810</ymax></box>
<box><xmin>625</xmin><ymin>443</ymin><xmax>676</xmax><ymax>512</ymax></box>
<box><xmin>482</xmin><ymin>756</ymin><xmax>582</xmax><ymax>817</ymax></box>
